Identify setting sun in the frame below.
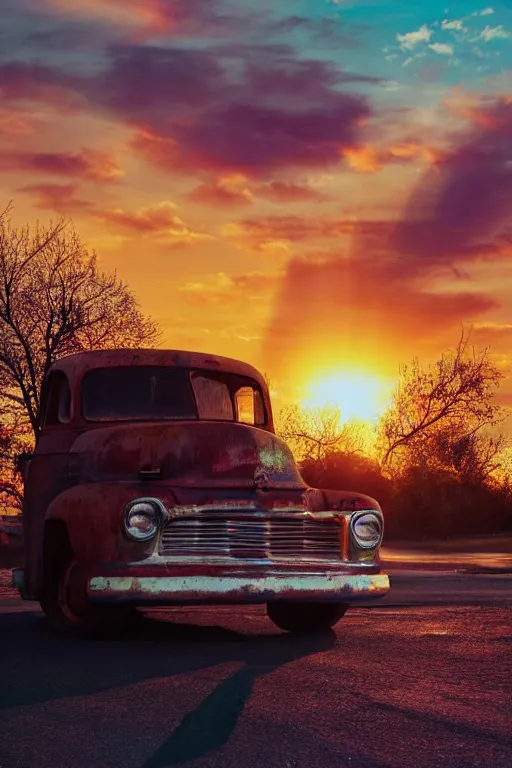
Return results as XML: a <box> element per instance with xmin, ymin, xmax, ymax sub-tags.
<box><xmin>301</xmin><ymin>372</ymin><xmax>395</xmax><ymax>423</ymax></box>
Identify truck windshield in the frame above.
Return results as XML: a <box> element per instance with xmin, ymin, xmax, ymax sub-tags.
<box><xmin>81</xmin><ymin>366</ymin><xmax>266</xmax><ymax>425</ymax></box>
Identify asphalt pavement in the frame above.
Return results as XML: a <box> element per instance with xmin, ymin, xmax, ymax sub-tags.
<box><xmin>1</xmin><ymin>571</ymin><xmax>511</xmax><ymax>768</ymax></box>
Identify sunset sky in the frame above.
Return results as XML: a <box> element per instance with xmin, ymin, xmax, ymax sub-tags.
<box><xmin>1</xmin><ymin>0</ymin><xmax>511</xmax><ymax>412</ymax></box>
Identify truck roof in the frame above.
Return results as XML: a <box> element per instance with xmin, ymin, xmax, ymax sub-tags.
<box><xmin>49</xmin><ymin>349</ymin><xmax>268</xmax><ymax>387</ymax></box>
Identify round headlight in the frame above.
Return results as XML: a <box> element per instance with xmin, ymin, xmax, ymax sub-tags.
<box><xmin>124</xmin><ymin>500</ymin><xmax>163</xmax><ymax>541</ymax></box>
<box><xmin>351</xmin><ymin>512</ymin><xmax>383</xmax><ymax>549</ymax></box>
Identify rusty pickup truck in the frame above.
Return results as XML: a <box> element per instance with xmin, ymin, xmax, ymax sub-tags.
<box><xmin>12</xmin><ymin>349</ymin><xmax>389</xmax><ymax>636</ymax></box>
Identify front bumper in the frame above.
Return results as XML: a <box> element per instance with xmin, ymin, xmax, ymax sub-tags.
<box><xmin>86</xmin><ymin>561</ymin><xmax>390</xmax><ymax>605</ymax></box>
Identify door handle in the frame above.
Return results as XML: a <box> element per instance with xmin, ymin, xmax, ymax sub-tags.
<box><xmin>139</xmin><ymin>466</ymin><xmax>162</xmax><ymax>479</ymax></box>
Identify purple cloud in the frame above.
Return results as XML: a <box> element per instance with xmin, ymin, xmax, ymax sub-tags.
<box><xmin>0</xmin><ymin>61</ymin><xmax>82</xmax><ymax>110</ymax></box>
<box><xmin>19</xmin><ymin>183</ymin><xmax>94</xmax><ymax>213</ymax></box>
<box><xmin>394</xmin><ymin>97</ymin><xmax>512</xmax><ymax>267</ymax></box>
<box><xmin>85</xmin><ymin>44</ymin><xmax>374</xmax><ymax>178</ymax></box>
<box><xmin>0</xmin><ymin>148</ymin><xmax>121</xmax><ymax>181</ymax></box>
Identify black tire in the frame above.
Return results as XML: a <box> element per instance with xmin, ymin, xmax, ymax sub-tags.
<box><xmin>40</xmin><ymin>532</ymin><xmax>136</xmax><ymax>639</ymax></box>
<box><xmin>267</xmin><ymin>602</ymin><xmax>348</xmax><ymax>633</ymax></box>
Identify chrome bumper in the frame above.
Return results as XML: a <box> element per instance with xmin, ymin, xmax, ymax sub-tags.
<box><xmin>87</xmin><ymin>567</ymin><xmax>390</xmax><ymax>605</ymax></box>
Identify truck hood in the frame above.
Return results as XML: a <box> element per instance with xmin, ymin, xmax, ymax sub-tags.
<box><xmin>69</xmin><ymin>421</ymin><xmax>305</xmax><ymax>489</ymax></box>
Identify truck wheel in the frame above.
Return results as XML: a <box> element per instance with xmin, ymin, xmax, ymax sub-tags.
<box><xmin>40</xmin><ymin>539</ymin><xmax>135</xmax><ymax>638</ymax></box>
<box><xmin>267</xmin><ymin>602</ymin><xmax>348</xmax><ymax>633</ymax></box>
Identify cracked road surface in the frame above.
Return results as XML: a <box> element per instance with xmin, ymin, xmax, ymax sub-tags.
<box><xmin>0</xmin><ymin>573</ymin><xmax>511</xmax><ymax>768</ymax></box>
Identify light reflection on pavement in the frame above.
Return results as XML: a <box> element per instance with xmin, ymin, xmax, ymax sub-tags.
<box><xmin>381</xmin><ymin>548</ymin><xmax>512</xmax><ymax>571</ymax></box>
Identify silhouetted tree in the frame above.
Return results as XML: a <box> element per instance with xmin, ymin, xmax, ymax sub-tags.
<box><xmin>0</xmin><ymin>205</ymin><xmax>160</xmax><ymax>442</ymax></box>
<box><xmin>0</xmin><ymin>407</ymin><xmax>32</xmax><ymax>511</ymax></box>
<box><xmin>276</xmin><ymin>403</ymin><xmax>366</xmax><ymax>462</ymax></box>
<box><xmin>420</xmin><ymin>423</ymin><xmax>506</xmax><ymax>486</ymax></box>
<box><xmin>378</xmin><ymin>330</ymin><xmax>504</xmax><ymax>472</ymax></box>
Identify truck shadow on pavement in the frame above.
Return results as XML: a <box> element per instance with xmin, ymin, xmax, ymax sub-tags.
<box><xmin>0</xmin><ymin>609</ymin><xmax>338</xmax><ymax>766</ymax></box>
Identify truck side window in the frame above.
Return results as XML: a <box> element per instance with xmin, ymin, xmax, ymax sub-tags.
<box><xmin>235</xmin><ymin>386</ymin><xmax>255</xmax><ymax>424</ymax></box>
<box><xmin>235</xmin><ymin>387</ymin><xmax>265</xmax><ymax>426</ymax></box>
<box><xmin>191</xmin><ymin>375</ymin><xmax>234</xmax><ymax>420</ymax></box>
<box><xmin>43</xmin><ymin>372</ymin><xmax>71</xmax><ymax>425</ymax></box>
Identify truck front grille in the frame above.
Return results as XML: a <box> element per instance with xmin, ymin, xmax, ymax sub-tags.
<box><xmin>159</xmin><ymin>516</ymin><xmax>342</xmax><ymax>562</ymax></box>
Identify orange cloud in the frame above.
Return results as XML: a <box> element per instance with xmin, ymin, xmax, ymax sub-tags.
<box><xmin>179</xmin><ymin>270</ymin><xmax>285</xmax><ymax>303</ymax></box>
<box><xmin>94</xmin><ymin>201</ymin><xmax>213</xmax><ymax>244</ymax></box>
<box><xmin>0</xmin><ymin>108</ymin><xmax>47</xmax><ymax>136</ymax></box>
<box><xmin>222</xmin><ymin>215</ymin><xmax>399</xmax><ymax>252</ymax></box>
<box><xmin>19</xmin><ymin>183</ymin><xmax>93</xmax><ymax>213</ymax></box>
<box><xmin>188</xmin><ymin>177</ymin><xmax>326</xmax><ymax>207</ymax></box>
<box><xmin>255</xmin><ymin>181</ymin><xmax>327</xmax><ymax>203</ymax></box>
<box><xmin>470</xmin><ymin>322</ymin><xmax>512</xmax><ymax>346</ymax></box>
<box><xmin>443</xmin><ymin>92</ymin><xmax>512</xmax><ymax>130</ymax></box>
<box><xmin>388</xmin><ymin>142</ymin><xmax>441</xmax><ymax>164</ymax></box>
<box><xmin>227</xmin><ymin>215</ymin><xmax>350</xmax><ymax>243</ymax></box>
<box><xmin>33</xmin><ymin>0</ymin><xmax>257</xmax><ymax>40</ymax></box>
<box><xmin>189</xmin><ymin>180</ymin><xmax>253</xmax><ymax>207</ymax></box>
<box><xmin>343</xmin><ymin>146</ymin><xmax>383</xmax><ymax>173</ymax></box>
<box><xmin>342</xmin><ymin>142</ymin><xmax>439</xmax><ymax>173</ymax></box>
<box><xmin>178</xmin><ymin>270</ymin><xmax>284</xmax><ymax>306</ymax></box>
<box><xmin>36</xmin><ymin>0</ymin><xmax>160</xmax><ymax>28</ymax></box>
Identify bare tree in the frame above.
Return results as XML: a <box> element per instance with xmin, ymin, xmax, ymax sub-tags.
<box><xmin>405</xmin><ymin>420</ymin><xmax>507</xmax><ymax>485</ymax></box>
<box><xmin>0</xmin><ymin>206</ymin><xmax>160</xmax><ymax>441</ymax></box>
<box><xmin>0</xmin><ymin>407</ymin><xmax>33</xmax><ymax>511</ymax></box>
<box><xmin>276</xmin><ymin>403</ymin><xmax>366</xmax><ymax>462</ymax></box>
<box><xmin>378</xmin><ymin>330</ymin><xmax>504</xmax><ymax>471</ymax></box>
<box><xmin>492</xmin><ymin>446</ymin><xmax>512</xmax><ymax>496</ymax></box>
<box><xmin>433</xmin><ymin>425</ymin><xmax>506</xmax><ymax>485</ymax></box>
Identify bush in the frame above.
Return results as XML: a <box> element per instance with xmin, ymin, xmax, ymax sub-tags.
<box><xmin>298</xmin><ymin>452</ymin><xmax>512</xmax><ymax>542</ymax></box>
<box><xmin>299</xmin><ymin>451</ymin><xmax>393</xmax><ymax>508</ymax></box>
<box><xmin>384</xmin><ymin>466</ymin><xmax>512</xmax><ymax>540</ymax></box>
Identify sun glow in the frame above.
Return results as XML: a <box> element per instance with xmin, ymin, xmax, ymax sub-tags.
<box><xmin>301</xmin><ymin>371</ymin><xmax>394</xmax><ymax>424</ymax></box>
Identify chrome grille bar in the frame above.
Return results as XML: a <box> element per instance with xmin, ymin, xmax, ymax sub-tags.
<box><xmin>159</xmin><ymin>516</ymin><xmax>342</xmax><ymax>561</ymax></box>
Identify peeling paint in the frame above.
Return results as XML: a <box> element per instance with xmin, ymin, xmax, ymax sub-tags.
<box><xmin>258</xmin><ymin>444</ymin><xmax>290</xmax><ymax>473</ymax></box>
<box><xmin>88</xmin><ymin>571</ymin><xmax>390</xmax><ymax>604</ymax></box>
